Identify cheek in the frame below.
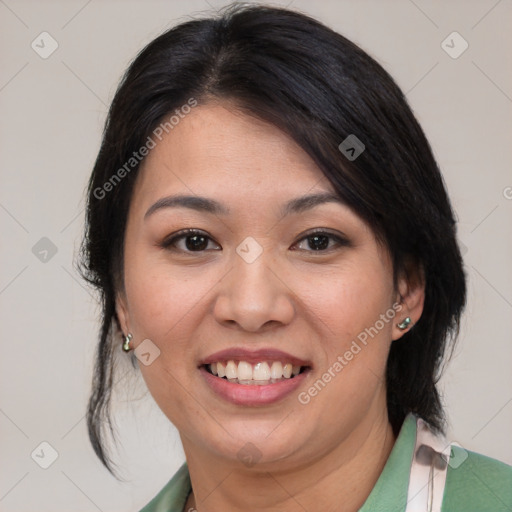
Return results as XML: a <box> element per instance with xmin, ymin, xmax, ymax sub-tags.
<box><xmin>295</xmin><ymin>257</ymin><xmax>394</xmax><ymax>346</ymax></box>
<box><xmin>122</xmin><ymin>253</ymin><xmax>214</xmax><ymax>425</ymax></box>
<box><xmin>121</xmin><ymin>251</ymin><xmax>218</xmax><ymax>412</ymax></box>
<box><xmin>293</xmin><ymin>257</ymin><xmax>395</xmax><ymax>417</ymax></box>
<box><xmin>295</xmin><ymin>270</ymin><xmax>394</xmax><ymax>423</ymax></box>
<box><xmin>123</xmin><ymin>248</ymin><xmax>214</xmax><ymax>340</ymax></box>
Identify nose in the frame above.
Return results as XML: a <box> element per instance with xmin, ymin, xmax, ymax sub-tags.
<box><xmin>212</xmin><ymin>248</ymin><xmax>295</xmax><ymax>333</ymax></box>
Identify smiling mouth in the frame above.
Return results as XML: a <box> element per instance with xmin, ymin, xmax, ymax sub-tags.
<box><xmin>202</xmin><ymin>360</ymin><xmax>310</xmax><ymax>385</ymax></box>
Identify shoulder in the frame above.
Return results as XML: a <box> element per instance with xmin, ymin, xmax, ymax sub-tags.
<box><xmin>139</xmin><ymin>462</ymin><xmax>191</xmax><ymax>512</ymax></box>
<box><xmin>443</xmin><ymin>445</ymin><xmax>512</xmax><ymax>511</ymax></box>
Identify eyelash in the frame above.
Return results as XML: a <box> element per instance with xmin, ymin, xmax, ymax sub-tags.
<box><xmin>160</xmin><ymin>228</ymin><xmax>350</xmax><ymax>255</ymax></box>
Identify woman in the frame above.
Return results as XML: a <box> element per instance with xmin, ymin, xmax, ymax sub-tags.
<box><xmin>80</xmin><ymin>4</ymin><xmax>511</xmax><ymax>511</ymax></box>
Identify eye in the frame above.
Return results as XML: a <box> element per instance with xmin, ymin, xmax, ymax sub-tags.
<box><xmin>292</xmin><ymin>229</ymin><xmax>350</xmax><ymax>253</ymax></box>
<box><xmin>161</xmin><ymin>229</ymin><xmax>221</xmax><ymax>253</ymax></box>
<box><xmin>160</xmin><ymin>228</ymin><xmax>350</xmax><ymax>255</ymax></box>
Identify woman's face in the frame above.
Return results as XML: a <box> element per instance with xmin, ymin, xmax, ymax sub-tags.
<box><xmin>117</xmin><ymin>102</ymin><xmax>418</xmax><ymax>469</ymax></box>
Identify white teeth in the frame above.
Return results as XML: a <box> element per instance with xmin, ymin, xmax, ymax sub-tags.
<box><xmin>237</xmin><ymin>361</ymin><xmax>253</xmax><ymax>380</ymax></box>
<box><xmin>225</xmin><ymin>360</ymin><xmax>237</xmax><ymax>379</ymax></box>
<box><xmin>253</xmin><ymin>362</ymin><xmax>271</xmax><ymax>381</ymax></box>
<box><xmin>207</xmin><ymin>359</ymin><xmax>304</xmax><ymax>383</ymax></box>
<box><xmin>283</xmin><ymin>363</ymin><xmax>293</xmax><ymax>378</ymax></box>
<box><xmin>270</xmin><ymin>361</ymin><xmax>283</xmax><ymax>379</ymax></box>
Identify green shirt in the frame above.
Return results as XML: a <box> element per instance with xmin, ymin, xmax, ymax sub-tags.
<box><xmin>139</xmin><ymin>414</ymin><xmax>512</xmax><ymax>511</ymax></box>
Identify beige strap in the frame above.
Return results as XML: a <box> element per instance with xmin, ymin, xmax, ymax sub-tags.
<box><xmin>404</xmin><ymin>417</ymin><xmax>452</xmax><ymax>512</ymax></box>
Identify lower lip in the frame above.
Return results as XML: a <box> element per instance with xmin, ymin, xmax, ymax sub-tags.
<box><xmin>199</xmin><ymin>366</ymin><xmax>309</xmax><ymax>406</ymax></box>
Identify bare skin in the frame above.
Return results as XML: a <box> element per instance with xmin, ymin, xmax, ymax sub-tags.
<box><xmin>116</xmin><ymin>101</ymin><xmax>425</xmax><ymax>512</ymax></box>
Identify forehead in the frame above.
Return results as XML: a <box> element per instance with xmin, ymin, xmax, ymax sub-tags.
<box><xmin>133</xmin><ymin>102</ymin><xmax>331</xmax><ymax>200</ymax></box>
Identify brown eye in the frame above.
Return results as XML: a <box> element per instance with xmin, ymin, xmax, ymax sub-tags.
<box><xmin>161</xmin><ymin>229</ymin><xmax>221</xmax><ymax>253</ymax></box>
<box><xmin>184</xmin><ymin>234</ymin><xmax>209</xmax><ymax>251</ymax></box>
<box><xmin>292</xmin><ymin>230</ymin><xmax>350</xmax><ymax>253</ymax></box>
<box><xmin>305</xmin><ymin>233</ymin><xmax>330</xmax><ymax>251</ymax></box>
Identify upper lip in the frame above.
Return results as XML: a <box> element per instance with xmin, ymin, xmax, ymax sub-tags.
<box><xmin>199</xmin><ymin>348</ymin><xmax>312</xmax><ymax>367</ymax></box>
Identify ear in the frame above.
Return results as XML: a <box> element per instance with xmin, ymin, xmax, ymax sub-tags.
<box><xmin>392</xmin><ymin>257</ymin><xmax>425</xmax><ymax>341</ymax></box>
<box><xmin>115</xmin><ymin>292</ymin><xmax>131</xmax><ymax>336</ymax></box>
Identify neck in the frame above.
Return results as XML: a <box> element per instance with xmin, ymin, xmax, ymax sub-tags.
<box><xmin>182</xmin><ymin>408</ymin><xmax>396</xmax><ymax>512</ymax></box>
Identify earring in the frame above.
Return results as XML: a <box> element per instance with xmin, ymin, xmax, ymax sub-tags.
<box><xmin>122</xmin><ymin>333</ymin><xmax>133</xmax><ymax>352</ymax></box>
<box><xmin>397</xmin><ymin>317</ymin><xmax>412</xmax><ymax>330</ymax></box>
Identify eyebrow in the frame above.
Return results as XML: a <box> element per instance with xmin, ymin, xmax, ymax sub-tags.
<box><xmin>144</xmin><ymin>192</ymin><xmax>345</xmax><ymax>220</ymax></box>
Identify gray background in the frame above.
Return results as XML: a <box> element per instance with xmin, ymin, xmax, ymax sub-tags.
<box><xmin>0</xmin><ymin>0</ymin><xmax>511</xmax><ymax>510</ymax></box>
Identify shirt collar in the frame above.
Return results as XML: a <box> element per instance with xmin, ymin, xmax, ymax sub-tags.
<box><xmin>359</xmin><ymin>412</ymin><xmax>417</xmax><ymax>511</ymax></box>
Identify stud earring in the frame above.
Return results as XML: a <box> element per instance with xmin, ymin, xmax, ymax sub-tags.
<box><xmin>397</xmin><ymin>317</ymin><xmax>412</xmax><ymax>330</ymax></box>
<box><xmin>122</xmin><ymin>333</ymin><xmax>133</xmax><ymax>352</ymax></box>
